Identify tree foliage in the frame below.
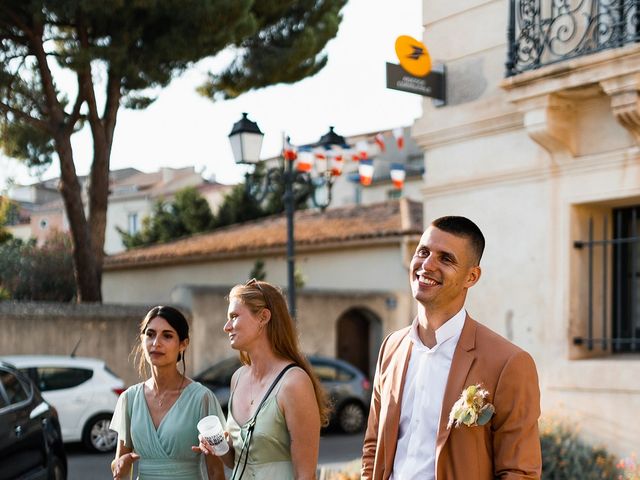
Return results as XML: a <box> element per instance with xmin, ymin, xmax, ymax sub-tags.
<box><xmin>119</xmin><ymin>187</ymin><xmax>215</xmax><ymax>249</ymax></box>
<box><xmin>0</xmin><ymin>0</ymin><xmax>347</xmax><ymax>301</ymax></box>
<box><xmin>0</xmin><ymin>233</ymin><xmax>76</xmax><ymax>301</ymax></box>
<box><xmin>249</xmin><ymin>259</ymin><xmax>267</xmax><ymax>281</ymax></box>
<box><xmin>0</xmin><ymin>197</ymin><xmax>16</xmax><ymax>244</ymax></box>
<box><xmin>120</xmin><ymin>171</ymin><xmax>314</xmax><ymax>250</ymax></box>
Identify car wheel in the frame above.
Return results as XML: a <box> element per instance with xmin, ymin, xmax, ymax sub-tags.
<box><xmin>49</xmin><ymin>455</ymin><xmax>66</xmax><ymax>480</ymax></box>
<box><xmin>338</xmin><ymin>402</ymin><xmax>366</xmax><ymax>434</ymax></box>
<box><xmin>82</xmin><ymin>413</ymin><xmax>118</xmax><ymax>452</ymax></box>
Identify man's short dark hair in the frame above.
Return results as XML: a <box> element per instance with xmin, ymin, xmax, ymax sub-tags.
<box><xmin>431</xmin><ymin>216</ymin><xmax>485</xmax><ymax>265</ymax></box>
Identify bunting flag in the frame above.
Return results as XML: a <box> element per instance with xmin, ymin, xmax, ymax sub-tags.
<box><xmin>347</xmin><ymin>148</ymin><xmax>361</xmax><ymax>162</ymax></box>
<box><xmin>329</xmin><ymin>153</ymin><xmax>344</xmax><ymax>176</ymax></box>
<box><xmin>359</xmin><ymin>159</ymin><xmax>374</xmax><ymax>186</ymax></box>
<box><xmin>283</xmin><ymin>136</ymin><xmax>297</xmax><ymax>161</ymax></box>
<box><xmin>296</xmin><ymin>148</ymin><xmax>314</xmax><ymax>172</ymax></box>
<box><xmin>390</xmin><ymin>163</ymin><xmax>406</xmax><ymax>190</ymax></box>
<box><xmin>356</xmin><ymin>140</ymin><xmax>370</xmax><ymax>161</ymax></box>
<box><xmin>313</xmin><ymin>148</ymin><xmax>328</xmax><ymax>173</ymax></box>
<box><xmin>393</xmin><ymin>127</ymin><xmax>405</xmax><ymax>150</ymax></box>
<box><xmin>374</xmin><ymin>133</ymin><xmax>386</xmax><ymax>152</ymax></box>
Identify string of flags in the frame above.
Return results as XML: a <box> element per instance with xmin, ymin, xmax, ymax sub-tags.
<box><xmin>281</xmin><ymin>129</ymin><xmax>408</xmax><ymax>189</ymax></box>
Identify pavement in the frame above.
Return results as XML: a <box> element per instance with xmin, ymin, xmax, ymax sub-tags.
<box><xmin>66</xmin><ymin>430</ymin><xmax>364</xmax><ymax>479</ymax></box>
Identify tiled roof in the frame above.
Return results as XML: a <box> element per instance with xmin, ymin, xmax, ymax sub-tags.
<box><xmin>105</xmin><ymin>199</ymin><xmax>423</xmax><ymax>270</ymax></box>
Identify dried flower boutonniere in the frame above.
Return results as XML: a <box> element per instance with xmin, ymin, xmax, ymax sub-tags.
<box><xmin>447</xmin><ymin>384</ymin><xmax>495</xmax><ymax>429</ymax></box>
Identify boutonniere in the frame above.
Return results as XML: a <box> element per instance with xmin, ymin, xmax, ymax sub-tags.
<box><xmin>447</xmin><ymin>384</ymin><xmax>495</xmax><ymax>429</ymax></box>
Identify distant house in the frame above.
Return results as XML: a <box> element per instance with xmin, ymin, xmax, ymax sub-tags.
<box><xmin>5</xmin><ymin>166</ymin><xmax>232</xmax><ymax>254</ymax></box>
<box><xmin>103</xmin><ymin>199</ymin><xmax>423</xmax><ymax>378</ymax></box>
<box><xmin>104</xmin><ymin>167</ymin><xmax>231</xmax><ymax>254</ymax></box>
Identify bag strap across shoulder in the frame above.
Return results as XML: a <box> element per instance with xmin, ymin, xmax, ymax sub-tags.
<box><xmin>247</xmin><ymin>363</ymin><xmax>296</xmax><ymax>430</ymax></box>
<box><xmin>231</xmin><ymin>363</ymin><xmax>297</xmax><ymax>480</ymax></box>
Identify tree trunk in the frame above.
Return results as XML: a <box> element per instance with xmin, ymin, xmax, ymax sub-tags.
<box><xmin>84</xmin><ymin>72</ymin><xmax>121</xmax><ymax>285</ymax></box>
<box><xmin>55</xmin><ymin>132</ymin><xmax>102</xmax><ymax>302</ymax></box>
<box><xmin>28</xmin><ymin>20</ymin><xmax>103</xmax><ymax>302</ymax></box>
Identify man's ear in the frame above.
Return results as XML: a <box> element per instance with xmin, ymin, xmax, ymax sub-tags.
<box><xmin>465</xmin><ymin>266</ymin><xmax>482</xmax><ymax>288</ymax></box>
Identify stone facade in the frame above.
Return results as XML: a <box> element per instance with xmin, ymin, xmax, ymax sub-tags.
<box><xmin>416</xmin><ymin>0</ymin><xmax>640</xmax><ymax>456</ymax></box>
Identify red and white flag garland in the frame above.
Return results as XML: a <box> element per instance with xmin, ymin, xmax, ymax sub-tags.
<box><xmin>393</xmin><ymin>128</ymin><xmax>405</xmax><ymax>150</ymax></box>
<box><xmin>296</xmin><ymin>148</ymin><xmax>314</xmax><ymax>172</ymax></box>
<box><xmin>390</xmin><ymin>163</ymin><xmax>406</xmax><ymax>190</ymax></box>
<box><xmin>359</xmin><ymin>159</ymin><xmax>375</xmax><ymax>186</ymax></box>
<box><xmin>374</xmin><ymin>133</ymin><xmax>386</xmax><ymax>152</ymax></box>
<box><xmin>283</xmin><ymin>136</ymin><xmax>297</xmax><ymax>161</ymax></box>
<box><xmin>279</xmin><ymin>129</ymin><xmax>410</xmax><ymax>186</ymax></box>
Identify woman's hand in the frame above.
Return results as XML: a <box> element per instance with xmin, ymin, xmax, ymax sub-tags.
<box><xmin>111</xmin><ymin>452</ymin><xmax>140</xmax><ymax>479</ymax></box>
<box><xmin>191</xmin><ymin>433</ymin><xmax>216</xmax><ymax>456</ymax></box>
<box><xmin>192</xmin><ymin>433</ymin><xmax>235</xmax><ymax>469</ymax></box>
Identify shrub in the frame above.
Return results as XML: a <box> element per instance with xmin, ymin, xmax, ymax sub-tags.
<box><xmin>617</xmin><ymin>454</ymin><xmax>640</xmax><ymax>480</ymax></box>
<box><xmin>0</xmin><ymin>231</ymin><xmax>76</xmax><ymax>301</ymax></box>
<box><xmin>540</xmin><ymin>420</ymin><xmax>621</xmax><ymax>479</ymax></box>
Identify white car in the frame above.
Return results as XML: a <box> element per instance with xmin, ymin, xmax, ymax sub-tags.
<box><xmin>0</xmin><ymin>355</ymin><xmax>125</xmax><ymax>452</ymax></box>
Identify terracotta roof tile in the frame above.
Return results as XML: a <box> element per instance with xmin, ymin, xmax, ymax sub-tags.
<box><xmin>105</xmin><ymin>199</ymin><xmax>423</xmax><ymax>270</ymax></box>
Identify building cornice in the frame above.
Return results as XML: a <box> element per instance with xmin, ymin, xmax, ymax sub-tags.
<box><xmin>420</xmin><ymin>147</ymin><xmax>640</xmax><ymax>198</ymax></box>
<box><xmin>413</xmin><ymin>110</ymin><xmax>523</xmax><ymax>150</ymax></box>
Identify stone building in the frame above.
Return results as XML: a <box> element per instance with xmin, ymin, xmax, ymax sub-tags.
<box><xmin>414</xmin><ymin>0</ymin><xmax>640</xmax><ymax>455</ymax></box>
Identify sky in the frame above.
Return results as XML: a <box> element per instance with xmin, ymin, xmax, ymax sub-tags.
<box><xmin>0</xmin><ymin>0</ymin><xmax>423</xmax><ymax>190</ymax></box>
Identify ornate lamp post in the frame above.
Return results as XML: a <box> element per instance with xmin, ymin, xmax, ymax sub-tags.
<box><xmin>228</xmin><ymin>113</ymin><xmax>349</xmax><ymax>318</ymax></box>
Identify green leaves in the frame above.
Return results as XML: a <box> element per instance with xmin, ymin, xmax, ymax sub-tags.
<box><xmin>199</xmin><ymin>0</ymin><xmax>348</xmax><ymax>100</ymax></box>
<box><xmin>119</xmin><ymin>186</ymin><xmax>215</xmax><ymax>249</ymax></box>
<box><xmin>0</xmin><ymin>233</ymin><xmax>77</xmax><ymax>302</ymax></box>
<box><xmin>0</xmin><ymin>120</ymin><xmax>55</xmax><ymax>168</ymax></box>
<box><xmin>476</xmin><ymin>403</ymin><xmax>495</xmax><ymax>426</ymax></box>
<box><xmin>0</xmin><ymin>0</ymin><xmax>347</xmax><ymax>299</ymax></box>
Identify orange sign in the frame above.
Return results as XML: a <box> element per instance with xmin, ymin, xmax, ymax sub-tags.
<box><xmin>395</xmin><ymin>35</ymin><xmax>431</xmax><ymax>77</ymax></box>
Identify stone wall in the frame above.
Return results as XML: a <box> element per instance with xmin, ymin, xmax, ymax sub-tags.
<box><xmin>0</xmin><ymin>286</ymin><xmax>408</xmax><ymax>387</ymax></box>
<box><xmin>0</xmin><ymin>302</ymin><xmax>161</xmax><ymax>386</ymax></box>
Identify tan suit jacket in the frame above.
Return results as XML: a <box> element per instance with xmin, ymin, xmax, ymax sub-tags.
<box><xmin>362</xmin><ymin>316</ymin><xmax>541</xmax><ymax>480</ymax></box>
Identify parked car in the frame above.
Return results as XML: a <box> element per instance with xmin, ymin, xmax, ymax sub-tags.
<box><xmin>0</xmin><ymin>355</ymin><xmax>125</xmax><ymax>452</ymax></box>
<box><xmin>194</xmin><ymin>355</ymin><xmax>372</xmax><ymax>434</ymax></box>
<box><xmin>0</xmin><ymin>361</ymin><xmax>67</xmax><ymax>480</ymax></box>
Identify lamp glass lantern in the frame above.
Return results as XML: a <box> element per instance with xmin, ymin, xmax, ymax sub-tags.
<box><xmin>228</xmin><ymin>112</ymin><xmax>264</xmax><ymax>164</ymax></box>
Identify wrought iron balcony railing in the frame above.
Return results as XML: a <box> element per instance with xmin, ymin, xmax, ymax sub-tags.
<box><xmin>506</xmin><ymin>0</ymin><xmax>640</xmax><ymax>77</ymax></box>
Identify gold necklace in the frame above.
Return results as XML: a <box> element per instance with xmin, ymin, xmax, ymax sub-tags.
<box><xmin>154</xmin><ymin>375</ymin><xmax>183</xmax><ymax>408</ymax></box>
<box><xmin>249</xmin><ymin>366</ymin><xmax>277</xmax><ymax>406</ymax></box>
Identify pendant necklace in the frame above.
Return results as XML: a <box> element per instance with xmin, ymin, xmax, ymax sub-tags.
<box><xmin>154</xmin><ymin>375</ymin><xmax>183</xmax><ymax>408</ymax></box>
<box><xmin>249</xmin><ymin>366</ymin><xmax>276</xmax><ymax>407</ymax></box>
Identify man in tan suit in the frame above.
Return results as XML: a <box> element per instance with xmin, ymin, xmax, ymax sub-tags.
<box><xmin>362</xmin><ymin>216</ymin><xmax>541</xmax><ymax>479</ymax></box>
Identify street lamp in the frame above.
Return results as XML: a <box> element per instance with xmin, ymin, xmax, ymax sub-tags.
<box><xmin>228</xmin><ymin>113</ymin><xmax>349</xmax><ymax>318</ymax></box>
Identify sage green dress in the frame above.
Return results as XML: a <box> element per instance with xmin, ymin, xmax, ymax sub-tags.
<box><xmin>110</xmin><ymin>381</ymin><xmax>224</xmax><ymax>480</ymax></box>
<box><xmin>227</xmin><ymin>367</ymin><xmax>300</xmax><ymax>479</ymax></box>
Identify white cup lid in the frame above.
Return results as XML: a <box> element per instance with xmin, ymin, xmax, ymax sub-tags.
<box><xmin>197</xmin><ymin>415</ymin><xmax>222</xmax><ymax>433</ymax></box>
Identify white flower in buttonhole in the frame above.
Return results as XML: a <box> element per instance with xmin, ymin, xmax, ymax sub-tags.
<box><xmin>447</xmin><ymin>384</ymin><xmax>495</xmax><ymax>429</ymax></box>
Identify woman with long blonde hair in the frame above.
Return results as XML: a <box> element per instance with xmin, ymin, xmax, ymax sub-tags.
<box><xmin>198</xmin><ymin>279</ymin><xmax>330</xmax><ymax>479</ymax></box>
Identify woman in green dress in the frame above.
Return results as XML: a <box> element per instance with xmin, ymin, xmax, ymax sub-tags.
<box><xmin>110</xmin><ymin>306</ymin><xmax>225</xmax><ymax>480</ymax></box>
<box><xmin>197</xmin><ymin>279</ymin><xmax>331</xmax><ymax>479</ymax></box>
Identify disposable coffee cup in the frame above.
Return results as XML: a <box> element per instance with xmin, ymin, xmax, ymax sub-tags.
<box><xmin>197</xmin><ymin>415</ymin><xmax>229</xmax><ymax>456</ymax></box>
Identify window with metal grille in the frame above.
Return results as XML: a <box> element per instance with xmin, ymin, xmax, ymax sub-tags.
<box><xmin>573</xmin><ymin>206</ymin><xmax>640</xmax><ymax>352</ymax></box>
<box><xmin>506</xmin><ymin>0</ymin><xmax>640</xmax><ymax>77</ymax></box>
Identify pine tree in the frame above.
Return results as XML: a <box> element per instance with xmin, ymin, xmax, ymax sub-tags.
<box><xmin>0</xmin><ymin>0</ymin><xmax>347</xmax><ymax>301</ymax></box>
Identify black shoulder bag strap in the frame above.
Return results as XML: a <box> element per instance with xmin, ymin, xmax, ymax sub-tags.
<box><xmin>231</xmin><ymin>363</ymin><xmax>297</xmax><ymax>480</ymax></box>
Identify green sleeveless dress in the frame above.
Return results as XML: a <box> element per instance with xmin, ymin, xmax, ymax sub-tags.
<box><xmin>227</xmin><ymin>368</ymin><xmax>300</xmax><ymax>479</ymax></box>
<box><xmin>110</xmin><ymin>381</ymin><xmax>224</xmax><ymax>479</ymax></box>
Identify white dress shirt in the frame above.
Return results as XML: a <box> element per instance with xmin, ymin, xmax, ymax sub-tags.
<box><xmin>390</xmin><ymin>307</ymin><xmax>466</xmax><ymax>480</ymax></box>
